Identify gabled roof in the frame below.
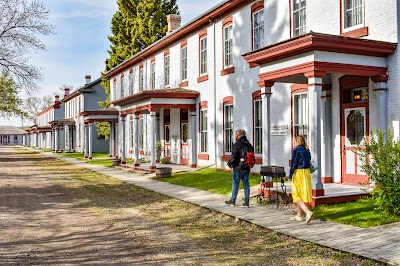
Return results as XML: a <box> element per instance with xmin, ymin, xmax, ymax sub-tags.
<box><xmin>0</xmin><ymin>126</ymin><xmax>25</xmax><ymax>135</ymax></box>
<box><xmin>61</xmin><ymin>78</ymin><xmax>101</xmax><ymax>102</ymax></box>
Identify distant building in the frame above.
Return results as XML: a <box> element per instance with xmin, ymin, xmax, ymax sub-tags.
<box><xmin>0</xmin><ymin>126</ymin><xmax>24</xmax><ymax>145</ymax></box>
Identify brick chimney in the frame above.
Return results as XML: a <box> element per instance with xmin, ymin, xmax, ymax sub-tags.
<box><xmin>64</xmin><ymin>88</ymin><xmax>70</xmax><ymax>97</ymax></box>
<box><xmin>167</xmin><ymin>14</ymin><xmax>181</xmax><ymax>35</ymax></box>
<box><xmin>55</xmin><ymin>95</ymin><xmax>59</xmax><ymax>103</ymax></box>
<box><xmin>85</xmin><ymin>75</ymin><xmax>91</xmax><ymax>84</ymax></box>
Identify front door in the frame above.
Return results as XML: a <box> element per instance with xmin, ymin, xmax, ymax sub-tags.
<box><xmin>181</xmin><ymin>123</ymin><xmax>189</xmax><ymax>165</ymax></box>
<box><xmin>341</xmin><ymin>106</ymin><xmax>368</xmax><ymax>184</ymax></box>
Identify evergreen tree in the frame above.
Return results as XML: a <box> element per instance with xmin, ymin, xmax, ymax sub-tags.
<box><xmin>98</xmin><ymin>0</ymin><xmax>179</xmax><ymax>139</ymax></box>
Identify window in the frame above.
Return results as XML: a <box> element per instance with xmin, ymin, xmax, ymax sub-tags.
<box><xmin>223</xmin><ymin>25</ymin><xmax>233</xmax><ymax>68</ymax></box>
<box><xmin>139</xmin><ymin>118</ymin><xmax>144</xmax><ymax>150</ymax></box>
<box><xmin>120</xmin><ymin>76</ymin><xmax>124</xmax><ymax>98</ymax></box>
<box><xmin>139</xmin><ymin>67</ymin><xmax>144</xmax><ymax>92</ymax></box>
<box><xmin>292</xmin><ymin>0</ymin><xmax>306</xmax><ymax>37</ymax></box>
<box><xmin>164</xmin><ymin>55</ymin><xmax>170</xmax><ymax>87</ymax></box>
<box><xmin>343</xmin><ymin>0</ymin><xmax>363</xmax><ymax>29</ymax></box>
<box><xmin>130</xmin><ymin>120</ymin><xmax>134</xmax><ymax>152</ymax></box>
<box><xmin>181</xmin><ymin>46</ymin><xmax>187</xmax><ymax>81</ymax></box>
<box><xmin>150</xmin><ymin>62</ymin><xmax>155</xmax><ymax>90</ymax></box>
<box><xmin>129</xmin><ymin>70</ymin><xmax>134</xmax><ymax>95</ymax></box>
<box><xmin>254</xmin><ymin>99</ymin><xmax>262</xmax><ymax>154</ymax></box>
<box><xmin>200</xmin><ymin>37</ymin><xmax>207</xmax><ymax>75</ymax></box>
<box><xmin>253</xmin><ymin>9</ymin><xmax>264</xmax><ymax>50</ymax></box>
<box><xmin>200</xmin><ymin>109</ymin><xmax>208</xmax><ymax>153</ymax></box>
<box><xmin>113</xmin><ymin>79</ymin><xmax>117</xmax><ymax>100</ymax></box>
<box><xmin>293</xmin><ymin>93</ymin><xmax>308</xmax><ymax>141</ymax></box>
<box><xmin>224</xmin><ymin>104</ymin><xmax>234</xmax><ymax>153</ymax></box>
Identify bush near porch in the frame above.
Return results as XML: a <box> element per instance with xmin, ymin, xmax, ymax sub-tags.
<box><xmin>358</xmin><ymin>129</ymin><xmax>400</xmax><ymax>216</ymax></box>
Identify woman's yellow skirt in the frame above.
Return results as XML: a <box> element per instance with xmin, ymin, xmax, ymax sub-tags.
<box><xmin>291</xmin><ymin>168</ymin><xmax>312</xmax><ymax>203</ymax></box>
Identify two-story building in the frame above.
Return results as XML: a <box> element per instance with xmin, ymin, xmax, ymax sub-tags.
<box><xmin>107</xmin><ymin>0</ymin><xmax>400</xmax><ymax>199</ymax></box>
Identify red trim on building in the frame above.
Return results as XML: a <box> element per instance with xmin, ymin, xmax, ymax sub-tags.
<box><xmin>221</xmin><ymin>66</ymin><xmax>235</xmax><ymax>76</ymax></box>
<box><xmin>340</xmin><ymin>0</ymin><xmax>367</xmax><ymax>36</ymax></box>
<box><xmin>252</xmin><ymin>90</ymin><xmax>261</xmax><ymax>100</ymax></box>
<box><xmin>341</xmin><ymin>26</ymin><xmax>369</xmax><ymax>38</ymax></box>
<box><xmin>121</xmin><ymin>104</ymin><xmax>196</xmax><ymax>115</ymax></box>
<box><xmin>180</xmin><ymin>39</ymin><xmax>187</xmax><ymax>47</ymax></box>
<box><xmin>197</xmin><ymin>75</ymin><xmax>209</xmax><ymax>83</ymax></box>
<box><xmin>179</xmin><ymin>81</ymin><xmax>189</xmax><ymax>87</ymax></box>
<box><xmin>164</xmin><ymin>49</ymin><xmax>170</xmax><ymax>56</ymax></box>
<box><xmin>199</xmin><ymin>29</ymin><xmax>207</xmax><ymax>38</ymax></box>
<box><xmin>198</xmin><ymin>154</ymin><xmax>209</xmax><ymax>160</ymax></box>
<box><xmin>223</xmin><ymin>96</ymin><xmax>234</xmax><ymax>105</ymax></box>
<box><xmin>222</xmin><ymin>16</ymin><xmax>233</xmax><ymax>27</ymax></box>
<box><xmin>150</xmin><ymin>57</ymin><xmax>155</xmax><ymax>63</ymax></box>
<box><xmin>222</xmin><ymin>154</ymin><xmax>230</xmax><ymax>162</ymax></box>
<box><xmin>250</xmin><ymin>0</ymin><xmax>264</xmax><ymax>13</ymax></box>
<box><xmin>199</xmin><ymin>101</ymin><xmax>208</xmax><ymax>109</ymax></box>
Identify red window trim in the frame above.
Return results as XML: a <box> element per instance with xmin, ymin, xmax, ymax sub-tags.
<box><xmin>251</xmin><ymin>0</ymin><xmax>264</xmax><ymax>13</ymax></box>
<box><xmin>222</xmin><ymin>96</ymin><xmax>234</xmax><ymax>157</ymax></box>
<box><xmin>164</xmin><ymin>49</ymin><xmax>170</xmax><ymax>56</ymax></box>
<box><xmin>129</xmin><ymin>68</ymin><xmax>134</xmax><ymax>74</ymax></box>
<box><xmin>340</xmin><ymin>0</ymin><xmax>367</xmax><ymax>36</ymax></box>
<box><xmin>251</xmin><ymin>3</ymin><xmax>264</xmax><ymax>50</ymax></box>
<box><xmin>198</xmin><ymin>154</ymin><xmax>209</xmax><ymax>160</ymax></box>
<box><xmin>222</xmin><ymin>16</ymin><xmax>234</xmax><ymax>75</ymax></box>
<box><xmin>223</xmin><ymin>96</ymin><xmax>234</xmax><ymax>105</ymax></box>
<box><xmin>198</xmin><ymin>30</ymin><xmax>208</xmax><ymax>80</ymax></box>
<box><xmin>341</xmin><ymin>26</ymin><xmax>369</xmax><ymax>38</ymax></box>
<box><xmin>222</xmin><ymin>16</ymin><xmax>233</xmax><ymax>28</ymax></box>
<box><xmin>150</xmin><ymin>57</ymin><xmax>155</xmax><ymax>63</ymax></box>
<box><xmin>199</xmin><ymin>101</ymin><xmax>209</xmax><ymax>159</ymax></box>
<box><xmin>179</xmin><ymin>81</ymin><xmax>189</xmax><ymax>87</ymax></box>
<box><xmin>180</xmin><ymin>39</ymin><xmax>187</xmax><ymax>48</ymax></box>
<box><xmin>221</xmin><ymin>67</ymin><xmax>235</xmax><ymax>76</ymax></box>
<box><xmin>252</xmin><ymin>90</ymin><xmax>261</xmax><ymax>155</ymax></box>
<box><xmin>199</xmin><ymin>29</ymin><xmax>207</xmax><ymax>38</ymax></box>
<box><xmin>139</xmin><ymin>63</ymin><xmax>143</xmax><ymax>69</ymax></box>
<box><xmin>121</xmin><ymin>73</ymin><xmax>124</xmax><ymax>78</ymax></box>
<box><xmin>197</xmin><ymin>75</ymin><xmax>209</xmax><ymax>83</ymax></box>
<box><xmin>199</xmin><ymin>101</ymin><xmax>208</xmax><ymax>109</ymax></box>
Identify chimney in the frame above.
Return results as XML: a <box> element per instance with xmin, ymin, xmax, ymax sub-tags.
<box><xmin>64</xmin><ymin>88</ymin><xmax>70</xmax><ymax>97</ymax></box>
<box><xmin>55</xmin><ymin>95</ymin><xmax>59</xmax><ymax>103</ymax></box>
<box><xmin>85</xmin><ymin>75</ymin><xmax>91</xmax><ymax>84</ymax></box>
<box><xmin>167</xmin><ymin>14</ymin><xmax>181</xmax><ymax>35</ymax></box>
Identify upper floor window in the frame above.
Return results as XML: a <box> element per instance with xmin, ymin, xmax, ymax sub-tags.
<box><xmin>164</xmin><ymin>55</ymin><xmax>170</xmax><ymax>87</ymax></box>
<box><xmin>120</xmin><ymin>76</ymin><xmax>125</xmax><ymax>98</ymax></box>
<box><xmin>254</xmin><ymin>99</ymin><xmax>262</xmax><ymax>154</ymax></box>
<box><xmin>150</xmin><ymin>62</ymin><xmax>155</xmax><ymax>90</ymax></box>
<box><xmin>224</xmin><ymin>104</ymin><xmax>233</xmax><ymax>153</ymax></box>
<box><xmin>223</xmin><ymin>25</ymin><xmax>233</xmax><ymax>68</ymax></box>
<box><xmin>139</xmin><ymin>67</ymin><xmax>144</xmax><ymax>92</ymax></box>
<box><xmin>112</xmin><ymin>79</ymin><xmax>117</xmax><ymax>100</ymax></box>
<box><xmin>199</xmin><ymin>37</ymin><xmax>207</xmax><ymax>75</ymax></box>
<box><xmin>292</xmin><ymin>0</ymin><xmax>306</xmax><ymax>37</ymax></box>
<box><xmin>253</xmin><ymin>9</ymin><xmax>264</xmax><ymax>50</ymax></box>
<box><xmin>343</xmin><ymin>0</ymin><xmax>363</xmax><ymax>29</ymax></box>
<box><xmin>129</xmin><ymin>70</ymin><xmax>134</xmax><ymax>95</ymax></box>
<box><xmin>181</xmin><ymin>46</ymin><xmax>187</xmax><ymax>81</ymax></box>
<box><xmin>293</xmin><ymin>93</ymin><xmax>308</xmax><ymax>142</ymax></box>
<box><xmin>200</xmin><ymin>109</ymin><xmax>208</xmax><ymax>153</ymax></box>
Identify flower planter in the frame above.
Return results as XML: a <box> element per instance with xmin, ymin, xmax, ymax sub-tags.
<box><xmin>155</xmin><ymin>167</ymin><xmax>172</xmax><ymax>178</ymax></box>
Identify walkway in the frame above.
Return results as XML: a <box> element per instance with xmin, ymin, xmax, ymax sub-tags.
<box><xmin>34</xmin><ymin>148</ymin><xmax>400</xmax><ymax>265</ymax></box>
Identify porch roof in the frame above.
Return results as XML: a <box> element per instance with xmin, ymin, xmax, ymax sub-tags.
<box><xmin>243</xmin><ymin>32</ymin><xmax>397</xmax><ymax>67</ymax></box>
<box><xmin>80</xmin><ymin>108</ymin><xmax>119</xmax><ymax>123</ymax></box>
<box><xmin>48</xmin><ymin>118</ymin><xmax>75</xmax><ymax>126</ymax></box>
<box><xmin>111</xmin><ymin>88</ymin><xmax>200</xmax><ymax>107</ymax></box>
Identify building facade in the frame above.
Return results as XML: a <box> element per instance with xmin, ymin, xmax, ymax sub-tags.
<box><xmin>0</xmin><ymin>126</ymin><xmax>24</xmax><ymax>146</ymax></box>
<box><xmin>106</xmin><ymin>0</ymin><xmax>400</xmax><ymax>197</ymax></box>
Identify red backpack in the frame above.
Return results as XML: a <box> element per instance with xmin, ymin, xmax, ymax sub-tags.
<box><xmin>241</xmin><ymin>147</ymin><xmax>255</xmax><ymax>168</ymax></box>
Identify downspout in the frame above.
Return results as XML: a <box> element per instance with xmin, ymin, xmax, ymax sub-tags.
<box><xmin>213</xmin><ymin>18</ymin><xmax>218</xmax><ymax>169</ymax></box>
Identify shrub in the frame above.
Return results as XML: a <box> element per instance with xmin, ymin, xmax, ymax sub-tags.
<box><xmin>358</xmin><ymin>129</ymin><xmax>400</xmax><ymax>216</ymax></box>
<box><xmin>160</xmin><ymin>157</ymin><xmax>171</xmax><ymax>164</ymax></box>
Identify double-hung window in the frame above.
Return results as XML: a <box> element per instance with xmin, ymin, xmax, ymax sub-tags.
<box><xmin>129</xmin><ymin>70</ymin><xmax>134</xmax><ymax>95</ymax></box>
<box><xmin>181</xmin><ymin>46</ymin><xmax>187</xmax><ymax>81</ymax></box>
<box><xmin>120</xmin><ymin>76</ymin><xmax>124</xmax><ymax>98</ymax></box>
<box><xmin>253</xmin><ymin>9</ymin><xmax>264</xmax><ymax>50</ymax></box>
<box><xmin>224</xmin><ymin>104</ymin><xmax>234</xmax><ymax>153</ymax></box>
<box><xmin>150</xmin><ymin>62</ymin><xmax>155</xmax><ymax>90</ymax></box>
<box><xmin>199</xmin><ymin>37</ymin><xmax>207</xmax><ymax>75</ymax></box>
<box><xmin>293</xmin><ymin>93</ymin><xmax>308</xmax><ymax>141</ymax></box>
<box><xmin>138</xmin><ymin>118</ymin><xmax>144</xmax><ymax>150</ymax></box>
<box><xmin>112</xmin><ymin>79</ymin><xmax>117</xmax><ymax>101</ymax></box>
<box><xmin>343</xmin><ymin>0</ymin><xmax>363</xmax><ymax>29</ymax></box>
<box><xmin>254</xmin><ymin>99</ymin><xmax>262</xmax><ymax>154</ymax></box>
<box><xmin>292</xmin><ymin>0</ymin><xmax>306</xmax><ymax>37</ymax></box>
<box><xmin>223</xmin><ymin>25</ymin><xmax>233</xmax><ymax>68</ymax></box>
<box><xmin>139</xmin><ymin>67</ymin><xmax>144</xmax><ymax>92</ymax></box>
<box><xmin>164</xmin><ymin>55</ymin><xmax>170</xmax><ymax>87</ymax></box>
<box><xmin>200</xmin><ymin>109</ymin><xmax>208</xmax><ymax>153</ymax></box>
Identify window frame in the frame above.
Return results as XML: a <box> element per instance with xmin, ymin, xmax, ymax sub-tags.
<box><xmin>253</xmin><ymin>99</ymin><xmax>262</xmax><ymax>154</ymax></box>
<box><xmin>292</xmin><ymin>92</ymin><xmax>309</xmax><ymax>144</ymax></box>
<box><xmin>223</xmin><ymin>24</ymin><xmax>233</xmax><ymax>68</ymax></box>
<box><xmin>224</xmin><ymin>104</ymin><xmax>234</xmax><ymax>153</ymax></box>
<box><xmin>252</xmin><ymin>9</ymin><xmax>265</xmax><ymax>50</ymax></box>
<box><xmin>150</xmin><ymin>62</ymin><xmax>156</xmax><ymax>90</ymax></box>
<box><xmin>139</xmin><ymin>66</ymin><xmax>144</xmax><ymax>92</ymax></box>
<box><xmin>199</xmin><ymin>37</ymin><xmax>207</xmax><ymax>76</ymax></box>
<box><xmin>129</xmin><ymin>69</ymin><xmax>134</xmax><ymax>95</ymax></box>
<box><xmin>200</xmin><ymin>109</ymin><xmax>208</xmax><ymax>153</ymax></box>
<box><xmin>292</xmin><ymin>0</ymin><xmax>307</xmax><ymax>37</ymax></box>
<box><xmin>342</xmin><ymin>0</ymin><xmax>364</xmax><ymax>31</ymax></box>
<box><xmin>181</xmin><ymin>46</ymin><xmax>187</xmax><ymax>81</ymax></box>
<box><xmin>164</xmin><ymin>55</ymin><xmax>170</xmax><ymax>87</ymax></box>
<box><xmin>120</xmin><ymin>75</ymin><xmax>124</xmax><ymax>98</ymax></box>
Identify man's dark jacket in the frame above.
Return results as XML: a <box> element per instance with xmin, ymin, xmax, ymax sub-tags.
<box><xmin>227</xmin><ymin>136</ymin><xmax>254</xmax><ymax>173</ymax></box>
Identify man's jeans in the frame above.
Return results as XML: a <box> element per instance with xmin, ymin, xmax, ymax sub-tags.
<box><xmin>230</xmin><ymin>171</ymin><xmax>250</xmax><ymax>204</ymax></box>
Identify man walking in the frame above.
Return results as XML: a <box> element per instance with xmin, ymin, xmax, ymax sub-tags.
<box><xmin>225</xmin><ymin>129</ymin><xmax>254</xmax><ymax>207</ymax></box>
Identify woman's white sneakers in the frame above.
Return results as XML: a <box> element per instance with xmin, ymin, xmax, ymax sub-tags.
<box><xmin>290</xmin><ymin>216</ymin><xmax>303</xmax><ymax>222</ymax></box>
<box><xmin>306</xmin><ymin>211</ymin><xmax>313</xmax><ymax>223</ymax></box>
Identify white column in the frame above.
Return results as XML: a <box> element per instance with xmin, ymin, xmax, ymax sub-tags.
<box><xmin>134</xmin><ymin>114</ymin><xmax>140</xmax><ymax>166</ymax></box>
<box><xmin>372</xmin><ymin>76</ymin><xmax>388</xmax><ymax>134</ymax></box>
<box><xmin>307</xmin><ymin>72</ymin><xmax>324</xmax><ymax>195</ymax></box>
<box><xmin>261</xmin><ymin>84</ymin><xmax>273</xmax><ymax>166</ymax></box>
<box><xmin>35</xmin><ymin>133</ymin><xmax>39</xmax><ymax>147</ymax></box>
<box><xmin>51</xmin><ymin>129</ymin><xmax>55</xmax><ymax>151</ymax></box>
<box><xmin>54</xmin><ymin>126</ymin><xmax>59</xmax><ymax>152</ymax></box>
<box><xmin>321</xmin><ymin>87</ymin><xmax>333</xmax><ymax>183</ymax></box>
<box><xmin>115</xmin><ymin>122</ymin><xmax>119</xmax><ymax>158</ymax></box>
<box><xmin>88</xmin><ymin>122</ymin><xmax>93</xmax><ymax>159</ymax></box>
<box><xmin>121</xmin><ymin>115</ymin><xmax>126</xmax><ymax>164</ymax></box>
<box><xmin>109</xmin><ymin>122</ymin><xmax>114</xmax><ymax>157</ymax></box>
<box><xmin>149</xmin><ymin>111</ymin><xmax>156</xmax><ymax>169</ymax></box>
<box><xmin>84</xmin><ymin>123</ymin><xmax>89</xmax><ymax>158</ymax></box>
<box><xmin>189</xmin><ymin>110</ymin><xmax>197</xmax><ymax>167</ymax></box>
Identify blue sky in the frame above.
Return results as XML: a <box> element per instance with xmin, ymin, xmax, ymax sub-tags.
<box><xmin>1</xmin><ymin>0</ymin><xmax>216</xmax><ymax>127</ymax></box>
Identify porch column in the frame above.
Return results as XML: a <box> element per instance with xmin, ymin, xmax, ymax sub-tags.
<box><xmin>109</xmin><ymin>122</ymin><xmax>114</xmax><ymax>157</ymax></box>
<box><xmin>54</xmin><ymin>126</ymin><xmax>59</xmax><ymax>152</ymax></box>
<box><xmin>189</xmin><ymin>110</ymin><xmax>197</xmax><ymax>167</ymax></box>
<box><xmin>321</xmin><ymin>86</ymin><xmax>333</xmax><ymax>183</ymax></box>
<box><xmin>372</xmin><ymin>75</ymin><xmax>388</xmax><ymax>135</ymax></box>
<box><xmin>115</xmin><ymin>122</ymin><xmax>119</xmax><ymax>158</ymax></box>
<box><xmin>259</xmin><ymin>81</ymin><xmax>274</xmax><ymax>166</ymax></box>
<box><xmin>133</xmin><ymin>114</ymin><xmax>140</xmax><ymax>166</ymax></box>
<box><xmin>35</xmin><ymin>133</ymin><xmax>39</xmax><ymax>148</ymax></box>
<box><xmin>306</xmin><ymin>71</ymin><xmax>325</xmax><ymax>197</ymax></box>
<box><xmin>51</xmin><ymin>129</ymin><xmax>54</xmax><ymax>151</ymax></box>
<box><xmin>84</xmin><ymin>122</ymin><xmax>89</xmax><ymax>158</ymax></box>
<box><xmin>149</xmin><ymin>111</ymin><xmax>156</xmax><ymax>170</ymax></box>
<box><xmin>88</xmin><ymin>122</ymin><xmax>93</xmax><ymax>159</ymax></box>
<box><xmin>120</xmin><ymin>115</ymin><xmax>127</xmax><ymax>164</ymax></box>
<box><xmin>68</xmin><ymin>126</ymin><xmax>73</xmax><ymax>152</ymax></box>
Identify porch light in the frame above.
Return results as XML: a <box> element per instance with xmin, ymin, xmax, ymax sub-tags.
<box><xmin>354</xmin><ymin>94</ymin><xmax>361</xmax><ymax>100</ymax></box>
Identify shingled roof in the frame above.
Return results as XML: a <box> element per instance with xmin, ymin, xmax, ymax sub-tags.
<box><xmin>0</xmin><ymin>126</ymin><xmax>25</xmax><ymax>135</ymax></box>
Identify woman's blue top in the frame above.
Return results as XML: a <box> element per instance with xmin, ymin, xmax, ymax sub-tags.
<box><xmin>289</xmin><ymin>145</ymin><xmax>311</xmax><ymax>178</ymax></box>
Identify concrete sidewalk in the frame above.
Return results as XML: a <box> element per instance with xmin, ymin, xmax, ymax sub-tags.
<box><xmin>39</xmin><ymin>149</ymin><xmax>400</xmax><ymax>265</ymax></box>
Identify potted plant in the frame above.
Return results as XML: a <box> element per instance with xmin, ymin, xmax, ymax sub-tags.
<box><xmin>155</xmin><ymin>141</ymin><xmax>162</xmax><ymax>163</ymax></box>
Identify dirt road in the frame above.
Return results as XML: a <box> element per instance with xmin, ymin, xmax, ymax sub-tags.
<box><xmin>0</xmin><ymin>146</ymin><xmax>205</xmax><ymax>265</ymax></box>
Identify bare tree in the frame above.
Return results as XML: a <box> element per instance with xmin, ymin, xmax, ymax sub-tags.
<box><xmin>23</xmin><ymin>95</ymin><xmax>53</xmax><ymax>124</ymax></box>
<box><xmin>0</xmin><ymin>0</ymin><xmax>54</xmax><ymax>92</ymax></box>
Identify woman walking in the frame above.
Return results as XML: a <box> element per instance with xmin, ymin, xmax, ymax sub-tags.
<box><xmin>289</xmin><ymin>135</ymin><xmax>313</xmax><ymax>223</ymax></box>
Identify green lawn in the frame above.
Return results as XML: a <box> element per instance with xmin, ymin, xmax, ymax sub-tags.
<box><xmin>62</xmin><ymin>152</ymin><xmax>114</xmax><ymax>167</ymax></box>
<box><xmin>155</xmin><ymin>168</ymin><xmax>261</xmax><ymax>195</ymax></box>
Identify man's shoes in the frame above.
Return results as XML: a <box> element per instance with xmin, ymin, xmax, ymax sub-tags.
<box><xmin>290</xmin><ymin>216</ymin><xmax>303</xmax><ymax>222</ymax></box>
<box><xmin>242</xmin><ymin>203</ymin><xmax>250</xmax><ymax>207</ymax></box>
<box><xmin>306</xmin><ymin>211</ymin><xmax>313</xmax><ymax>223</ymax></box>
<box><xmin>225</xmin><ymin>200</ymin><xmax>235</xmax><ymax>206</ymax></box>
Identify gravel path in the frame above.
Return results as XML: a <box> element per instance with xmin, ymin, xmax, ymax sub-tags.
<box><xmin>0</xmin><ymin>146</ymin><xmax>206</xmax><ymax>265</ymax></box>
